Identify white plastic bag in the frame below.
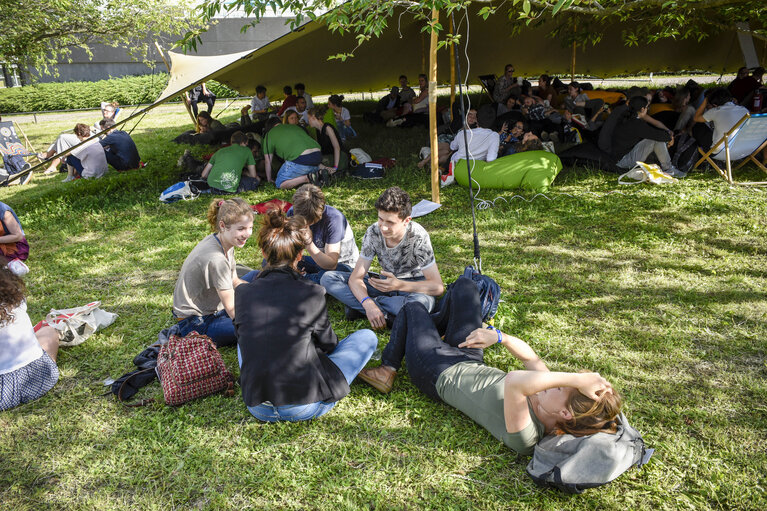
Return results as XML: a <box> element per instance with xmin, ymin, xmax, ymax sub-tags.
<box><xmin>7</xmin><ymin>259</ymin><xmax>29</xmax><ymax>276</ymax></box>
<box><xmin>44</xmin><ymin>301</ymin><xmax>118</xmax><ymax>346</ymax></box>
<box><xmin>349</xmin><ymin>148</ymin><xmax>372</xmax><ymax>165</ymax></box>
<box><xmin>618</xmin><ymin>162</ymin><xmax>677</xmax><ymax>185</ymax></box>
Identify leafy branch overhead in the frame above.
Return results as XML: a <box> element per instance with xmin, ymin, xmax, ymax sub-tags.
<box><xmin>0</xmin><ymin>0</ymin><xmax>201</xmax><ymax>78</ymax></box>
<box><xmin>181</xmin><ymin>0</ymin><xmax>766</xmax><ymax>57</ymax></box>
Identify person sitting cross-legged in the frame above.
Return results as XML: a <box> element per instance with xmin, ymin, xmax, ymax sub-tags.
<box><xmin>321</xmin><ymin>186</ymin><xmax>444</xmax><ymax>330</ymax></box>
<box><xmin>234</xmin><ymin>206</ymin><xmax>377</xmax><ymax>423</ymax></box>
<box><xmin>99</xmin><ymin>119</ymin><xmax>140</xmax><ymax>171</ymax></box>
<box><xmin>201</xmin><ymin>131</ymin><xmax>260</xmax><ymax>194</ymax></box>
<box><xmin>63</xmin><ymin>124</ymin><xmax>107</xmax><ymax>182</ymax></box>
<box><xmin>287</xmin><ymin>184</ymin><xmax>359</xmax><ymax>285</ymax></box>
<box><xmin>358</xmin><ymin>277</ymin><xmax>623</xmax><ymax>456</ymax></box>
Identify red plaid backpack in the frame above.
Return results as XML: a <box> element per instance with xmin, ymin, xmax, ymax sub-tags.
<box><xmin>156</xmin><ymin>331</ymin><xmax>234</xmax><ymax>406</ymax></box>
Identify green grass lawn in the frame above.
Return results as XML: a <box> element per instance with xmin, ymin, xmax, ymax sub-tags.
<box><xmin>2</xmin><ymin>102</ymin><xmax>766</xmax><ymax>510</ymax></box>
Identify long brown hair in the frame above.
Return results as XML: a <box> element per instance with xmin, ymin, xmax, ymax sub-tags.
<box><xmin>258</xmin><ymin>205</ymin><xmax>309</xmax><ymax>269</ymax></box>
<box><xmin>0</xmin><ymin>262</ymin><xmax>26</xmax><ymax>326</ymax></box>
<box><xmin>206</xmin><ymin>198</ymin><xmax>253</xmax><ymax>233</ymax></box>
<box><xmin>556</xmin><ymin>389</ymin><xmax>623</xmax><ymax>437</ymax></box>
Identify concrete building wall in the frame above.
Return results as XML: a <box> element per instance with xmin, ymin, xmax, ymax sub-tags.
<box><xmin>30</xmin><ymin>18</ymin><xmax>293</xmax><ymax>83</ymax></box>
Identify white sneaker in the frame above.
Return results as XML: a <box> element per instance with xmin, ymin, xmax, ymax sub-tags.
<box><xmin>419</xmin><ymin>146</ymin><xmax>431</xmax><ymax>160</ymax></box>
<box><xmin>440</xmin><ymin>162</ymin><xmax>456</xmax><ymax>187</ymax></box>
<box><xmin>62</xmin><ymin>175</ymin><xmax>75</xmax><ymax>182</ymax></box>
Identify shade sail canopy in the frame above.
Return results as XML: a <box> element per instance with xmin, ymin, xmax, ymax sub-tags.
<box><xmin>157</xmin><ymin>8</ymin><xmax>765</xmax><ymax>102</ymax></box>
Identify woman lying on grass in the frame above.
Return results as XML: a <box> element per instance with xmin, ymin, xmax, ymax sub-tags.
<box><xmin>234</xmin><ymin>206</ymin><xmax>377</xmax><ymax>422</ymax></box>
<box><xmin>171</xmin><ymin>199</ymin><xmax>257</xmax><ymax>348</ymax></box>
<box><xmin>0</xmin><ymin>260</ymin><xmax>60</xmax><ymax>411</ymax></box>
<box><xmin>359</xmin><ymin>277</ymin><xmax>621</xmax><ymax>454</ymax></box>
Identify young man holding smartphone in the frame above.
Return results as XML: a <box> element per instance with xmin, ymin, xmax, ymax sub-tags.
<box><xmin>321</xmin><ymin>187</ymin><xmax>444</xmax><ymax>329</ymax></box>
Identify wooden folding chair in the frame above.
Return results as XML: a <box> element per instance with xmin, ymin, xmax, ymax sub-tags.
<box><xmin>693</xmin><ymin>113</ymin><xmax>767</xmax><ymax>185</ymax></box>
<box><xmin>478</xmin><ymin>74</ymin><xmax>497</xmax><ymax>102</ymax></box>
<box><xmin>0</xmin><ymin>120</ymin><xmax>41</xmax><ymax>163</ymax></box>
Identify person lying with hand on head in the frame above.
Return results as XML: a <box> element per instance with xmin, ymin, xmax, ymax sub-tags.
<box><xmin>358</xmin><ymin>277</ymin><xmax>622</xmax><ymax>455</ymax></box>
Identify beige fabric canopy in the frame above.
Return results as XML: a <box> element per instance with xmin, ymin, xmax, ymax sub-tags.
<box><xmin>157</xmin><ymin>9</ymin><xmax>765</xmax><ymax>102</ymax></box>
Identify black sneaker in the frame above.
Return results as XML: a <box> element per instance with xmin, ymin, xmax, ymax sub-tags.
<box><xmin>344</xmin><ymin>305</ymin><xmax>366</xmax><ymax>321</ymax></box>
<box><xmin>307</xmin><ymin>170</ymin><xmax>321</xmax><ymax>186</ymax></box>
<box><xmin>385</xmin><ymin>313</ymin><xmax>396</xmax><ymax>329</ymax></box>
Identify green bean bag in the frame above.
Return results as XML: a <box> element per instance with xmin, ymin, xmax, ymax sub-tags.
<box><xmin>453</xmin><ymin>151</ymin><xmax>562</xmax><ymax>192</ymax></box>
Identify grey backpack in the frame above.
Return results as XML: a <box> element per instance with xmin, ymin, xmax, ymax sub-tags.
<box><xmin>526</xmin><ymin>413</ymin><xmax>653</xmax><ymax>493</ymax></box>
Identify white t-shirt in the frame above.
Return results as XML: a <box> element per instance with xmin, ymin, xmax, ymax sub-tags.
<box><xmin>359</xmin><ymin>221</ymin><xmax>435</xmax><ymax>279</ymax></box>
<box><xmin>335</xmin><ymin>107</ymin><xmax>351</xmax><ymax>124</ymax></box>
<box><xmin>71</xmin><ymin>140</ymin><xmax>108</xmax><ymax>178</ymax></box>
<box><xmin>450</xmin><ymin>127</ymin><xmax>500</xmax><ymax>163</ymax></box>
<box><xmin>412</xmin><ymin>88</ymin><xmax>429</xmax><ymax>113</ymax></box>
<box><xmin>0</xmin><ymin>301</ymin><xmax>44</xmax><ymax>375</ymax></box>
<box><xmin>250</xmin><ymin>95</ymin><xmax>271</xmax><ymax>113</ymax></box>
<box><xmin>703</xmin><ymin>102</ymin><xmax>750</xmax><ymax>159</ymax></box>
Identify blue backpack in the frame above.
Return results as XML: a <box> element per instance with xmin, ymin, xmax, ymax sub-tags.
<box><xmin>458</xmin><ymin>266</ymin><xmax>501</xmax><ymax>322</ymax></box>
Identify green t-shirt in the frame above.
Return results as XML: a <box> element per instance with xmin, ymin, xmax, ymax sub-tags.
<box><xmin>323</xmin><ymin>109</ymin><xmax>338</xmax><ymax>129</ymax></box>
<box><xmin>436</xmin><ymin>362</ymin><xmax>546</xmax><ymax>455</ymax></box>
<box><xmin>263</xmin><ymin>124</ymin><xmax>320</xmax><ymax>162</ymax></box>
<box><xmin>207</xmin><ymin>144</ymin><xmax>256</xmax><ymax>193</ymax></box>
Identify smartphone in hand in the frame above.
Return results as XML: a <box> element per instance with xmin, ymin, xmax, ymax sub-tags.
<box><xmin>367</xmin><ymin>271</ymin><xmax>387</xmax><ymax>280</ymax></box>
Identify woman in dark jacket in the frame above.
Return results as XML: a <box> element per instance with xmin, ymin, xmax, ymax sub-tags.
<box><xmin>234</xmin><ymin>206</ymin><xmax>377</xmax><ymax>422</ymax></box>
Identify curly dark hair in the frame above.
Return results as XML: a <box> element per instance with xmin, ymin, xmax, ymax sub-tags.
<box><xmin>0</xmin><ymin>262</ymin><xmax>26</xmax><ymax>326</ymax></box>
<box><xmin>375</xmin><ymin>186</ymin><xmax>412</xmax><ymax>219</ymax></box>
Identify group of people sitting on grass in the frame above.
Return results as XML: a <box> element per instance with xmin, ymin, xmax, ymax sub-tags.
<box><xmin>35</xmin><ymin>102</ymin><xmax>142</xmax><ymax>181</ymax></box>
<box><xmin>130</xmin><ymin>184</ymin><xmax>618</xmax><ymax>454</ymax></box>
<box><xmin>407</xmin><ymin>64</ymin><xmax>766</xmax><ymax>179</ymax></box>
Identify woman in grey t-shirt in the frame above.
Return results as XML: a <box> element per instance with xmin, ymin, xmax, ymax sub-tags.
<box><xmin>171</xmin><ymin>199</ymin><xmax>258</xmax><ymax>347</ymax></box>
<box><xmin>359</xmin><ymin>277</ymin><xmax>623</xmax><ymax>455</ymax></box>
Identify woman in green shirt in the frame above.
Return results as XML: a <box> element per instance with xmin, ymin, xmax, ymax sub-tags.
<box><xmin>359</xmin><ymin>278</ymin><xmax>623</xmax><ymax>455</ymax></box>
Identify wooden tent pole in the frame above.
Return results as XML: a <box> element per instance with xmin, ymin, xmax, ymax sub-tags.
<box><xmin>449</xmin><ymin>16</ymin><xmax>456</xmax><ymax>118</ymax></box>
<box><xmin>154</xmin><ymin>41</ymin><xmax>198</xmax><ymax>128</ymax></box>
<box><xmin>429</xmin><ymin>9</ymin><xmax>440</xmax><ymax>204</ymax></box>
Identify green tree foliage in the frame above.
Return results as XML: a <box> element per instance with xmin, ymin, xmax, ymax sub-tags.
<box><xmin>180</xmin><ymin>0</ymin><xmax>766</xmax><ymax>56</ymax></box>
<box><xmin>0</xmin><ymin>0</ymin><xmax>201</xmax><ymax>78</ymax></box>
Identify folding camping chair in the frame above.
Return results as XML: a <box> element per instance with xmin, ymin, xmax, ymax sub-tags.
<box><xmin>478</xmin><ymin>74</ymin><xmax>497</xmax><ymax>103</ymax></box>
<box><xmin>692</xmin><ymin>113</ymin><xmax>767</xmax><ymax>185</ymax></box>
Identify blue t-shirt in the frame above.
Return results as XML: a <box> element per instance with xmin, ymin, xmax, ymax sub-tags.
<box><xmin>99</xmin><ymin>130</ymin><xmax>140</xmax><ymax>169</ymax></box>
<box><xmin>287</xmin><ymin>205</ymin><xmax>358</xmax><ymax>266</ymax></box>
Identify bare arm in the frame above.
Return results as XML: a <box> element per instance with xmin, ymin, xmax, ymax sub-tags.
<box><xmin>264</xmin><ymin>153</ymin><xmax>274</xmax><ymax>182</ymax></box>
<box><xmin>325</xmin><ymin>126</ymin><xmax>341</xmax><ymax>169</ymax></box>
<box><xmin>693</xmin><ymin>97</ymin><xmax>709</xmax><ymax>124</ymax></box>
<box><xmin>200</xmin><ymin>162</ymin><xmax>213</xmax><ymax>179</ymax></box>
<box><xmin>370</xmin><ymin>263</ymin><xmax>444</xmax><ymax>297</ymax></box>
<box><xmin>0</xmin><ymin>211</ymin><xmax>23</xmax><ymax>244</ymax></box>
<box><xmin>246</xmin><ymin>164</ymin><xmax>257</xmax><ymax>178</ymax></box>
<box><xmin>216</xmin><ymin>288</ymin><xmax>236</xmax><ymax>319</ymax></box>
<box><xmin>306</xmin><ymin>240</ymin><xmax>340</xmax><ymax>270</ymax></box>
<box><xmin>349</xmin><ymin>258</ymin><xmax>386</xmax><ymax>330</ymax></box>
<box><xmin>639</xmin><ymin>111</ymin><xmax>672</xmax><ymax>131</ymax></box>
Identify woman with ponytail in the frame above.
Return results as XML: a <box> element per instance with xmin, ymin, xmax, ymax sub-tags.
<box><xmin>171</xmin><ymin>199</ymin><xmax>256</xmax><ymax>347</ymax></box>
<box><xmin>359</xmin><ymin>278</ymin><xmax>623</xmax><ymax>455</ymax></box>
<box><xmin>611</xmin><ymin>95</ymin><xmax>684</xmax><ymax>177</ymax></box>
<box><xmin>234</xmin><ymin>206</ymin><xmax>377</xmax><ymax>422</ymax></box>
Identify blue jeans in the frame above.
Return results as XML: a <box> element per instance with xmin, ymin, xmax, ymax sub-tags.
<box><xmin>298</xmin><ymin>256</ymin><xmax>353</xmax><ymax>285</ymax></box>
<box><xmin>320</xmin><ymin>270</ymin><xmax>436</xmax><ymax>317</ymax></box>
<box><xmin>239</xmin><ymin>329</ymin><xmax>378</xmax><ymax>422</ymax></box>
<box><xmin>174</xmin><ymin>270</ymin><xmax>259</xmax><ymax>347</ymax></box>
<box><xmin>338</xmin><ymin>124</ymin><xmax>357</xmax><ymax>140</ymax></box>
<box><xmin>275</xmin><ymin>160</ymin><xmax>318</xmax><ymax>188</ymax></box>
<box><xmin>66</xmin><ymin>155</ymin><xmax>84</xmax><ymax>177</ymax></box>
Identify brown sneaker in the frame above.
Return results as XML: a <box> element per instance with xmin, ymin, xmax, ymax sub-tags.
<box><xmin>358</xmin><ymin>366</ymin><xmax>396</xmax><ymax>394</ymax></box>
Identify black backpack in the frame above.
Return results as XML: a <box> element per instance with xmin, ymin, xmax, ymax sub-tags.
<box><xmin>459</xmin><ymin>266</ymin><xmax>501</xmax><ymax>322</ymax></box>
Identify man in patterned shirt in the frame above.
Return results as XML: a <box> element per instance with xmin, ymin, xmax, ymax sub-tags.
<box><xmin>321</xmin><ymin>187</ymin><xmax>444</xmax><ymax>330</ymax></box>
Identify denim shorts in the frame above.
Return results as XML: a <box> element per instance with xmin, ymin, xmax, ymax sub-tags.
<box><xmin>275</xmin><ymin>160</ymin><xmax>319</xmax><ymax>188</ymax></box>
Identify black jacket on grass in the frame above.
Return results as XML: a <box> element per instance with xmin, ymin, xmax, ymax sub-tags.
<box><xmin>234</xmin><ymin>267</ymin><xmax>348</xmax><ymax>407</ymax></box>
<box><xmin>610</xmin><ymin>116</ymin><xmax>671</xmax><ymax>159</ymax></box>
